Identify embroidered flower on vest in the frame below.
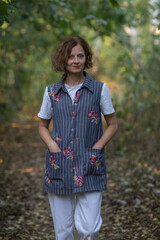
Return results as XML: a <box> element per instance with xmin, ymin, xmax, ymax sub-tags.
<box><xmin>73</xmin><ymin>168</ymin><xmax>83</xmax><ymax>187</ymax></box>
<box><xmin>73</xmin><ymin>174</ymin><xmax>84</xmax><ymax>187</ymax></box>
<box><xmin>55</xmin><ymin>136</ymin><xmax>62</xmax><ymax>141</ymax></box>
<box><xmin>74</xmin><ymin>138</ymin><xmax>79</xmax><ymax>140</ymax></box>
<box><xmin>63</xmin><ymin>148</ymin><xmax>73</xmax><ymax>161</ymax></box>
<box><xmin>89</xmin><ymin>155</ymin><xmax>101</xmax><ymax>169</ymax></box>
<box><xmin>54</xmin><ymin>92</ymin><xmax>61</xmax><ymax>102</ymax></box>
<box><xmin>45</xmin><ymin>176</ymin><xmax>51</xmax><ymax>183</ymax></box>
<box><xmin>88</xmin><ymin>111</ymin><xmax>98</xmax><ymax>124</ymax></box>
<box><xmin>49</xmin><ymin>155</ymin><xmax>59</xmax><ymax>170</ymax></box>
<box><xmin>48</xmin><ymin>89</ymin><xmax>55</xmax><ymax>96</ymax></box>
<box><xmin>74</xmin><ymin>91</ymin><xmax>80</xmax><ymax>103</ymax></box>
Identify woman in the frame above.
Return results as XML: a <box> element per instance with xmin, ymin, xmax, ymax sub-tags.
<box><xmin>38</xmin><ymin>36</ymin><xmax>118</xmax><ymax>240</ymax></box>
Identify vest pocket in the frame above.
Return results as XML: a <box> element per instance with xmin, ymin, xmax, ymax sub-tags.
<box><xmin>84</xmin><ymin>148</ymin><xmax>105</xmax><ymax>176</ymax></box>
<box><xmin>46</xmin><ymin>150</ymin><xmax>63</xmax><ymax>179</ymax></box>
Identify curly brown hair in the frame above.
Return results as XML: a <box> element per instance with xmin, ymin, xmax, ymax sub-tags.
<box><xmin>52</xmin><ymin>36</ymin><xmax>93</xmax><ymax>73</ymax></box>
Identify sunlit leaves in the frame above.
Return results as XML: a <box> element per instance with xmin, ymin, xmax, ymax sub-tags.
<box><xmin>0</xmin><ymin>0</ymin><xmax>16</xmax><ymax>26</ymax></box>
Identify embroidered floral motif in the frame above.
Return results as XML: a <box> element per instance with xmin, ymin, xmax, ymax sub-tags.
<box><xmin>63</xmin><ymin>148</ymin><xmax>73</xmax><ymax>161</ymax></box>
<box><xmin>89</xmin><ymin>155</ymin><xmax>101</xmax><ymax>169</ymax></box>
<box><xmin>88</xmin><ymin>111</ymin><xmax>98</xmax><ymax>124</ymax></box>
<box><xmin>48</xmin><ymin>89</ymin><xmax>55</xmax><ymax>96</ymax></box>
<box><xmin>49</xmin><ymin>155</ymin><xmax>59</xmax><ymax>170</ymax></box>
<box><xmin>74</xmin><ymin>91</ymin><xmax>80</xmax><ymax>103</ymax></box>
<box><xmin>73</xmin><ymin>168</ymin><xmax>83</xmax><ymax>187</ymax></box>
<box><xmin>73</xmin><ymin>174</ymin><xmax>84</xmax><ymax>187</ymax></box>
<box><xmin>74</xmin><ymin>138</ymin><xmax>79</xmax><ymax>140</ymax></box>
<box><xmin>54</xmin><ymin>92</ymin><xmax>61</xmax><ymax>102</ymax></box>
<box><xmin>55</xmin><ymin>136</ymin><xmax>62</xmax><ymax>141</ymax></box>
<box><xmin>45</xmin><ymin>176</ymin><xmax>51</xmax><ymax>183</ymax></box>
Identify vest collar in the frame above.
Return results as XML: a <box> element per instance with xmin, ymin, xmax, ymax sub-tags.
<box><xmin>54</xmin><ymin>71</ymin><xmax>94</xmax><ymax>95</ymax></box>
<box><xmin>54</xmin><ymin>77</ymin><xmax>67</xmax><ymax>95</ymax></box>
<box><xmin>82</xmin><ymin>71</ymin><xmax>94</xmax><ymax>93</ymax></box>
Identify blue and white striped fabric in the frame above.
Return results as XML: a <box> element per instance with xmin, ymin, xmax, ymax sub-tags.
<box><xmin>43</xmin><ymin>72</ymin><xmax>107</xmax><ymax>195</ymax></box>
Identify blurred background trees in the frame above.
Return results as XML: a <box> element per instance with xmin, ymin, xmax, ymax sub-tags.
<box><xmin>0</xmin><ymin>0</ymin><xmax>160</xmax><ymax>156</ymax></box>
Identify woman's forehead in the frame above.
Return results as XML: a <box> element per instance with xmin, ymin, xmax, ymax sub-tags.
<box><xmin>70</xmin><ymin>44</ymin><xmax>85</xmax><ymax>54</ymax></box>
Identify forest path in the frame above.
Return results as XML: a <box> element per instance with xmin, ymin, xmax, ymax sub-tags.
<box><xmin>0</xmin><ymin>119</ymin><xmax>159</xmax><ymax>240</ymax></box>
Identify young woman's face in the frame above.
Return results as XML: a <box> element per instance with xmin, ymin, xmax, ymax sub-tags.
<box><xmin>66</xmin><ymin>44</ymin><xmax>86</xmax><ymax>74</ymax></box>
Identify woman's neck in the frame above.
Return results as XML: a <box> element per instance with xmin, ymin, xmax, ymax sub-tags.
<box><xmin>65</xmin><ymin>72</ymin><xmax>85</xmax><ymax>86</ymax></box>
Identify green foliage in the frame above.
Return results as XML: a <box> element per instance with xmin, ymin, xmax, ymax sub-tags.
<box><xmin>109</xmin><ymin>0</ymin><xmax>119</xmax><ymax>8</ymax></box>
<box><xmin>0</xmin><ymin>0</ymin><xmax>126</xmax><ymax>125</ymax></box>
<box><xmin>113</xmin><ymin>1</ymin><xmax>160</xmax><ymax>155</ymax></box>
<box><xmin>0</xmin><ymin>0</ymin><xmax>16</xmax><ymax>26</ymax></box>
<box><xmin>0</xmin><ymin>0</ymin><xmax>160</xmax><ymax>158</ymax></box>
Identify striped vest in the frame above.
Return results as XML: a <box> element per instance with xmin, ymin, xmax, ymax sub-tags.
<box><xmin>43</xmin><ymin>72</ymin><xmax>107</xmax><ymax>194</ymax></box>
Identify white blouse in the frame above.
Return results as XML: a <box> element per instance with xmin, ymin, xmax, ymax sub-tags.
<box><xmin>38</xmin><ymin>83</ymin><xmax>115</xmax><ymax>119</ymax></box>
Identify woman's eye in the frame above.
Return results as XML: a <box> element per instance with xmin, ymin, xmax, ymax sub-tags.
<box><xmin>68</xmin><ymin>55</ymin><xmax>74</xmax><ymax>59</ymax></box>
<box><xmin>79</xmin><ymin>54</ymin><xmax>84</xmax><ymax>58</ymax></box>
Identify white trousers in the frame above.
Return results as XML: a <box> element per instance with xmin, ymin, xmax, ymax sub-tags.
<box><xmin>48</xmin><ymin>192</ymin><xmax>102</xmax><ymax>240</ymax></box>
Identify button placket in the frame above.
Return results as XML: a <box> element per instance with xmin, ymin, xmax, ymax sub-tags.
<box><xmin>72</xmin><ymin>110</ymin><xmax>75</xmax><ymax>119</ymax></box>
<box><xmin>70</xmin><ymin>90</ymin><xmax>80</xmax><ymax>152</ymax></box>
<box><xmin>71</xmin><ymin>107</ymin><xmax>76</xmax><ymax>135</ymax></box>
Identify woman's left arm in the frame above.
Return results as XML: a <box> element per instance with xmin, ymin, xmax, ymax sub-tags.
<box><xmin>92</xmin><ymin>113</ymin><xmax>118</xmax><ymax>150</ymax></box>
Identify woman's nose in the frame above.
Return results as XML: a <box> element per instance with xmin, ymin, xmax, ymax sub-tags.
<box><xmin>74</xmin><ymin>56</ymin><xmax>79</xmax><ymax>63</ymax></box>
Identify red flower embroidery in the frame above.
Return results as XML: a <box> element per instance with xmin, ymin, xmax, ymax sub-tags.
<box><xmin>45</xmin><ymin>176</ymin><xmax>51</xmax><ymax>183</ymax></box>
<box><xmin>49</xmin><ymin>155</ymin><xmax>59</xmax><ymax>170</ymax></box>
<box><xmin>88</xmin><ymin>111</ymin><xmax>98</xmax><ymax>124</ymax></box>
<box><xmin>63</xmin><ymin>148</ymin><xmax>73</xmax><ymax>161</ymax></box>
<box><xmin>73</xmin><ymin>174</ymin><xmax>84</xmax><ymax>187</ymax></box>
<box><xmin>73</xmin><ymin>168</ymin><xmax>83</xmax><ymax>187</ymax></box>
<box><xmin>74</xmin><ymin>138</ymin><xmax>79</xmax><ymax>140</ymax></box>
<box><xmin>54</xmin><ymin>92</ymin><xmax>61</xmax><ymax>102</ymax></box>
<box><xmin>74</xmin><ymin>91</ymin><xmax>80</xmax><ymax>103</ymax></box>
<box><xmin>89</xmin><ymin>155</ymin><xmax>101</xmax><ymax>169</ymax></box>
<box><xmin>55</xmin><ymin>136</ymin><xmax>62</xmax><ymax>141</ymax></box>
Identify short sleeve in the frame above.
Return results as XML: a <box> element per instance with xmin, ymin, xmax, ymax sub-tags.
<box><xmin>100</xmin><ymin>83</ymin><xmax>115</xmax><ymax>115</ymax></box>
<box><xmin>37</xmin><ymin>87</ymin><xmax>52</xmax><ymax>119</ymax></box>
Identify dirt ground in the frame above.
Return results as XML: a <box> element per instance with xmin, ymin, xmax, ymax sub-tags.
<box><xmin>0</xmin><ymin>119</ymin><xmax>160</xmax><ymax>240</ymax></box>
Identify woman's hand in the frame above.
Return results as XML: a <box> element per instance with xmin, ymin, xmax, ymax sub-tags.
<box><xmin>38</xmin><ymin>118</ymin><xmax>61</xmax><ymax>153</ymax></box>
<box><xmin>48</xmin><ymin>141</ymin><xmax>61</xmax><ymax>153</ymax></box>
<box><xmin>92</xmin><ymin>143</ymin><xmax>103</xmax><ymax>150</ymax></box>
<box><xmin>92</xmin><ymin>113</ymin><xmax>118</xmax><ymax>150</ymax></box>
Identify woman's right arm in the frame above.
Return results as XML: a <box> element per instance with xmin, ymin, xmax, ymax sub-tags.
<box><xmin>38</xmin><ymin>118</ymin><xmax>61</xmax><ymax>152</ymax></box>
